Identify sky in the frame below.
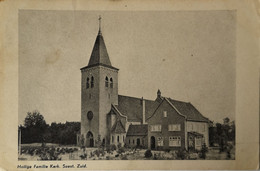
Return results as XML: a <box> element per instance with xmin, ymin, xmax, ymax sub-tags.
<box><xmin>19</xmin><ymin>10</ymin><xmax>236</xmax><ymax>125</ymax></box>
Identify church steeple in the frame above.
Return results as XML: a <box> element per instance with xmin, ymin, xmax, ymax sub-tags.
<box><xmin>87</xmin><ymin>16</ymin><xmax>113</xmax><ymax>68</ymax></box>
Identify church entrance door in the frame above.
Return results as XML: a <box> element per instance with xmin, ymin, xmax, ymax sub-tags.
<box><xmin>151</xmin><ymin>136</ymin><xmax>155</xmax><ymax>150</ymax></box>
<box><xmin>87</xmin><ymin>131</ymin><xmax>94</xmax><ymax>147</ymax></box>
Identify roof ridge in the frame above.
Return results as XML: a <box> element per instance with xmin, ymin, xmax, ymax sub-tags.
<box><xmin>118</xmin><ymin>94</ymin><xmax>155</xmax><ymax>102</ymax></box>
<box><xmin>168</xmin><ymin>97</ymin><xmax>189</xmax><ymax>104</ymax></box>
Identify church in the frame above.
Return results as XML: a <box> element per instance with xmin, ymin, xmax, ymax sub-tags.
<box><xmin>77</xmin><ymin>18</ymin><xmax>210</xmax><ymax>151</ymax></box>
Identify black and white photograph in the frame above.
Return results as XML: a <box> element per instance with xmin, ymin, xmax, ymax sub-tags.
<box><xmin>17</xmin><ymin>10</ymin><xmax>237</xmax><ymax>161</ymax></box>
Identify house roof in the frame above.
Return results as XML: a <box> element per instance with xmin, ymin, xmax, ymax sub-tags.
<box><xmin>111</xmin><ymin>119</ymin><xmax>126</xmax><ymax>134</ymax></box>
<box><xmin>114</xmin><ymin>95</ymin><xmax>160</xmax><ymax>122</ymax></box>
<box><xmin>126</xmin><ymin>124</ymin><xmax>148</xmax><ymax>136</ymax></box>
<box><xmin>168</xmin><ymin>98</ymin><xmax>209</xmax><ymax>122</ymax></box>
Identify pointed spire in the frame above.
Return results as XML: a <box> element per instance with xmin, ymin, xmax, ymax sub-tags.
<box><xmin>87</xmin><ymin>16</ymin><xmax>113</xmax><ymax>67</ymax></box>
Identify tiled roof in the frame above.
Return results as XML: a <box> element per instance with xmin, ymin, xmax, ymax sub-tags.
<box><xmin>126</xmin><ymin>124</ymin><xmax>148</xmax><ymax>136</ymax></box>
<box><xmin>168</xmin><ymin>98</ymin><xmax>209</xmax><ymax>122</ymax></box>
<box><xmin>115</xmin><ymin>95</ymin><xmax>160</xmax><ymax>122</ymax></box>
<box><xmin>111</xmin><ymin>119</ymin><xmax>126</xmax><ymax>134</ymax></box>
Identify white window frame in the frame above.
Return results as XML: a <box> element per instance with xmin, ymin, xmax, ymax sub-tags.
<box><xmin>163</xmin><ymin>111</ymin><xmax>167</xmax><ymax>117</ymax></box>
<box><xmin>157</xmin><ymin>137</ymin><xmax>164</xmax><ymax>146</ymax></box>
<box><xmin>151</xmin><ymin>125</ymin><xmax>162</xmax><ymax>132</ymax></box>
<box><xmin>168</xmin><ymin>124</ymin><xmax>181</xmax><ymax>131</ymax></box>
<box><xmin>169</xmin><ymin>136</ymin><xmax>181</xmax><ymax>147</ymax></box>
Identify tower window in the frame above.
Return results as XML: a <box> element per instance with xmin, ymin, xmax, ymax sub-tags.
<box><xmin>117</xmin><ymin>136</ymin><xmax>119</xmax><ymax>142</ymax></box>
<box><xmin>86</xmin><ymin>77</ymin><xmax>89</xmax><ymax>89</ymax></box>
<box><xmin>105</xmin><ymin>76</ymin><xmax>109</xmax><ymax>87</ymax></box>
<box><xmin>110</xmin><ymin>78</ymin><xmax>113</xmax><ymax>88</ymax></box>
<box><xmin>112</xmin><ymin>136</ymin><xmax>114</xmax><ymax>143</ymax></box>
<box><xmin>91</xmin><ymin>76</ymin><xmax>94</xmax><ymax>88</ymax></box>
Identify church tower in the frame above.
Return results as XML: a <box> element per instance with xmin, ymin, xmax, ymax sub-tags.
<box><xmin>79</xmin><ymin>17</ymin><xmax>119</xmax><ymax>147</ymax></box>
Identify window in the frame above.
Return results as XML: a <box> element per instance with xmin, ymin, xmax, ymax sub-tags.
<box><xmin>86</xmin><ymin>77</ymin><xmax>89</xmax><ymax>89</ymax></box>
<box><xmin>123</xmin><ymin>135</ymin><xmax>125</xmax><ymax>142</ymax></box>
<box><xmin>91</xmin><ymin>76</ymin><xmax>94</xmax><ymax>88</ymax></box>
<box><xmin>157</xmin><ymin>137</ymin><xmax>164</xmax><ymax>146</ymax></box>
<box><xmin>87</xmin><ymin>111</ymin><xmax>93</xmax><ymax>120</ymax></box>
<box><xmin>112</xmin><ymin>136</ymin><xmax>114</xmax><ymax>143</ymax></box>
<box><xmin>195</xmin><ymin>138</ymin><xmax>202</xmax><ymax>146</ymax></box>
<box><xmin>110</xmin><ymin>78</ymin><xmax>113</xmax><ymax>88</ymax></box>
<box><xmin>163</xmin><ymin>111</ymin><xmax>167</xmax><ymax>117</ymax></box>
<box><xmin>133</xmin><ymin>139</ymin><xmax>135</xmax><ymax>144</ymax></box>
<box><xmin>169</xmin><ymin>136</ymin><xmax>181</xmax><ymax>147</ymax></box>
<box><xmin>129</xmin><ymin>139</ymin><xmax>130</xmax><ymax>144</ymax></box>
<box><xmin>105</xmin><ymin>77</ymin><xmax>109</xmax><ymax>87</ymax></box>
<box><xmin>151</xmin><ymin>125</ymin><xmax>162</xmax><ymax>132</ymax></box>
<box><xmin>117</xmin><ymin>136</ymin><xmax>119</xmax><ymax>142</ymax></box>
<box><xmin>168</xmin><ymin>124</ymin><xmax>181</xmax><ymax>131</ymax></box>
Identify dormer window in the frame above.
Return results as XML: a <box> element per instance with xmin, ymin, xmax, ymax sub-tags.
<box><xmin>110</xmin><ymin>78</ymin><xmax>113</xmax><ymax>88</ymax></box>
<box><xmin>91</xmin><ymin>76</ymin><xmax>94</xmax><ymax>88</ymax></box>
<box><xmin>105</xmin><ymin>77</ymin><xmax>109</xmax><ymax>87</ymax></box>
<box><xmin>86</xmin><ymin>77</ymin><xmax>89</xmax><ymax>89</ymax></box>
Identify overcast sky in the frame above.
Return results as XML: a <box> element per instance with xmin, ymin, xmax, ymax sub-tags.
<box><xmin>19</xmin><ymin>10</ymin><xmax>236</xmax><ymax>125</ymax></box>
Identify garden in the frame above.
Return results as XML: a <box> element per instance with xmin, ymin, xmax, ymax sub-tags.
<box><xmin>18</xmin><ymin>142</ymin><xmax>235</xmax><ymax>160</ymax></box>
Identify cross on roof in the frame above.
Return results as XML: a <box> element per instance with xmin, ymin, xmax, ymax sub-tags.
<box><xmin>98</xmin><ymin>15</ymin><xmax>102</xmax><ymax>34</ymax></box>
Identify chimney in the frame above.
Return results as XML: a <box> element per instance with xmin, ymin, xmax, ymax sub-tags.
<box><xmin>157</xmin><ymin>89</ymin><xmax>161</xmax><ymax>99</ymax></box>
<box><xmin>142</xmin><ymin>97</ymin><xmax>146</xmax><ymax>124</ymax></box>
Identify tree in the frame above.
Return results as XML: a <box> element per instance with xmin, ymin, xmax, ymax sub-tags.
<box><xmin>23</xmin><ymin>110</ymin><xmax>47</xmax><ymax>143</ymax></box>
<box><xmin>24</xmin><ymin>110</ymin><xmax>47</xmax><ymax>129</ymax></box>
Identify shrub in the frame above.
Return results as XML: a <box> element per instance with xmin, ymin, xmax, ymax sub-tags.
<box><xmin>164</xmin><ymin>148</ymin><xmax>171</xmax><ymax>153</ymax></box>
<box><xmin>199</xmin><ymin>143</ymin><xmax>208</xmax><ymax>159</ymax></box>
<box><xmin>176</xmin><ymin>149</ymin><xmax>188</xmax><ymax>160</ymax></box>
<box><xmin>117</xmin><ymin>143</ymin><xmax>122</xmax><ymax>149</ymax></box>
<box><xmin>109</xmin><ymin>144</ymin><xmax>117</xmax><ymax>151</ymax></box>
<box><xmin>79</xmin><ymin>154</ymin><xmax>87</xmax><ymax>160</ymax></box>
<box><xmin>121</xmin><ymin>155</ymin><xmax>128</xmax><ymax>160</ymax></box>
<box><xmin>117</xmin><ymin>147</ymin><xmax>125</xmax><ymax>154</ymax></box>
<box><xmin>144</xmin><ymin>150</ymin><xmax>153</xmax><ymax>158</ymax></box>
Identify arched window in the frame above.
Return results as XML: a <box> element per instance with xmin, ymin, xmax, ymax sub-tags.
<box><xmin>123</xmin><ymin>135</ymin><xmax>125</xmax><ymax>142</ymax></box>
<box><xmin>117</xmin><ymin>136</ymin><xmax>119</xmax><ymax>142</ymax></box>
<box><xmin>91</xmin><ymin>76</ymin><xmax>94</xmax><ymax>88</ymax></box>
<box><xmin>129</xmin><ymin>139</ymin><xmax>130</xmax><ymax>144</ymax></box>
<box><xmin>105</xmin><ymin>76</ymin><xmax>109</xmax><ymax>87</ymax></box>
<box><xmin>86</xmin><ymin>77</ymin><xmax>89</xmax><ymax>89</ymax></box>
<box><xmin>112</xmin><ymin>136</ymin><xmax>114</xmax><ymax>143</ymax></box>
<box><xmin>110</xmin><ymin>78</ymin><xmax>113</xmax><ymax>88</ymax></box>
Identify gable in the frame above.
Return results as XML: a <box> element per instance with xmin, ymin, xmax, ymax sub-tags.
<box><xmin>147</xmin><ymin>98</ymin><xmax>186</xmax><ymax>123</ymax></box>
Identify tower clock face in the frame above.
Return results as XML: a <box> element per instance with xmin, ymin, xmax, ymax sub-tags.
<box><xmin>87</xmin><ymin>111</ymin><xmax>93</xmax><ymax>120</ymax></box>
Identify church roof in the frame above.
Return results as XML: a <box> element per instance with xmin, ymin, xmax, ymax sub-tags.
<box><xmin>168</xmin><ymin>98</ymin><xmax>209</xmax><ymax>122</ymax></box>
<box><xmin>88</xmin><ymin>32</ymin><xmax>111</xmax><ymax>66</ymax></box>
<box><xmin>126</xmin><ymin>124</ymin><xmax>148</xmax><ymax>136</ymax></box>
<box><xmin>115</xmin><ymin>95</ymin><xmax>160</xmax><ymax>122</ymax></box>
<box><xmin>111</xmin><ymin>119</ymin><xmax>126</xmax><ymax>134</ymax></box>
